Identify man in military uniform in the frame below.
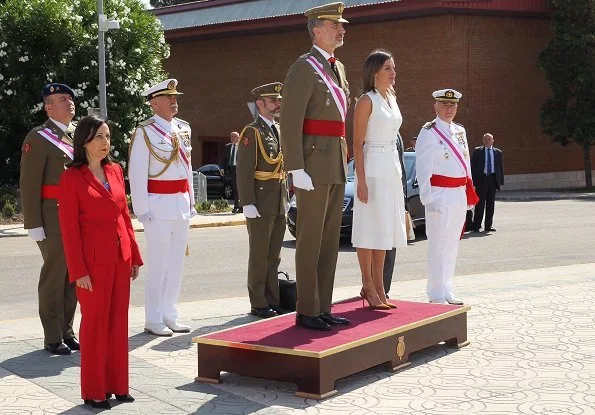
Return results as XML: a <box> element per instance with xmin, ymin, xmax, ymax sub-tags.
<box><xmin>415</xmin><ymin>89</ymin><xmax>479</xmax><ymax>305</ymax></box>
<box><xmin>129</xmin><ymin>79</ymin><xmax>196</xmax><ymax>336</ymax></box>
<box><xmin>20</xmin><ymin>83</ymin><xmax>79</xmax><ymax>355</ymax></box>
<box><xmin>236</xmin><ymin>82</ymin><xmax>287</xmax><ymax>318</ymax></box>
<box><xmin>280</xmin><ymin>2</ymin><xmax>350</xmax><ymax>331</ymax></box>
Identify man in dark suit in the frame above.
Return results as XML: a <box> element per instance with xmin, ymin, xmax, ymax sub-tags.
<box><xmin>224</xmin><ymin>131</ymin><xmax>241</xmax><ymax>212</ymax></box>
<box><xmin>382</xmin><ymin>132</ymin><xmax>408</xmax><ymax>297</ymax></box>
<box><xmin>471</xmin><ymin>133</ymin><xmax>504</xmax><ymax>233</ymax></box>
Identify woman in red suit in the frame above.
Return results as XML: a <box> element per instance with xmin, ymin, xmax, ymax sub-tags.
<box><xmin>59</xmin><ymin>115</ymin><xmax>143</xmax><ymax>409</ymax></box>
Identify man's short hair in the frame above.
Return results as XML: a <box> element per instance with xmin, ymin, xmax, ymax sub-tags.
<box><xmin>307</xmin><ymin>19</ymin><xmax>324</xmax><ymax>41</ymax></box>
<box><xmin>483</xmin><ymin>133</ymin><xmax>493</xmax><ymax>139</ymax></box>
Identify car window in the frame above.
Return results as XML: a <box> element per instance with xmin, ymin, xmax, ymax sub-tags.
<box><xmin>403</xmin><ymin>156</ymin><xmax>415</xmax><ymax>181</ymax></box>
<box><xmin>347</xmin><ymin>159</ymin><xmax>355</xmax><ymax>179</ymax></box>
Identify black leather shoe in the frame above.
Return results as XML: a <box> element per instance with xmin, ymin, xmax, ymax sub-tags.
<box><xmin>486</xmin><ymin>227</ymin><xmax>496</xmax><ymax>232</ymax></box>
<box><xmin>295</xmin><ymin>314</ymin><xmax>331</xmax><ymax>331</ymax></box>
<box><xmin>106</xmin><ymin>393</ymin><xmax>135</xmax><ymax>402</ymax></box>
<box><xmin>270</xmin><ymin>305</ymin><xmax>289</xmax><ymax>315</ymax></box>
<box><xmin>63</xmin><ymin>337</ymin><xmax>80</xmax><ymax>351</ymax></box>
<box><xmin>250</xmin><ymin>307</ymin><xmax>277</xmax><ymax>318</ymax></box>
<box><xmin>319</xmin><ymin>312</ymin><xmax>350</xmax><ymax>325</ymax></box>
<box><xmin>472</xmin><ymin>229</ymin><xmax>481</xmax><ymax>233</ymax></box>
<box><xmin>84</xmin><ymin>399</ymin><xmax>111</xmax><ymax>409</ymax></box>
<box><xmin>44</xmin><ymin>342</ymin><xmax>71</xmax><ymax>355</ymax></box>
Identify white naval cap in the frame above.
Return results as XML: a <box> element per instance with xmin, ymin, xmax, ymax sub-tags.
<box><xmin>432</xmin><ymin>89</ymin><xmax>462</xmax><ymax>103</ymax></box>
<box><xmin>142</xmin><ymin>78</ymin><xmax>184</xmax><ymax>101</ymax></box>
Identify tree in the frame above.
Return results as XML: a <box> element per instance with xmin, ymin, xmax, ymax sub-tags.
<box><xmin>538</xmin><ymin>0</ymin><xmax>595</xmax><ymax>188</ymax></box>
<box><xmin>150</xmin><ymin>0</ymin><xmax>189</xmax><ymax>7</ymax></box>
<box><xmin>0</xmin><ymin>0</ymin><xmax>170</xmax><ymax>185</ymax></box>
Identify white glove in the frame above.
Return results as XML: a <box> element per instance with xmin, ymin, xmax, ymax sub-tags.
<box><xmin>28</xmin><ymin>227</ymin><xmax>46</xmax><ymax>242</ymax></box>
<box><xmin>243</xmin><ymin>204</ymin><xmax>261</xmax><ymax>218</ymax></box>
<box><xmin>190</xmin><ymin>208</ymin><xmax>198</xmax><ymax>218</ymax></box>
<box><xmin>136</xmin><ymin>212</ymin><xmax>152</xmax><ymax>223</ymax></box>
<box><xmin>291</xmin><ymin>169</ymin><xmax>314</xmax><ymax>191</ymax></box>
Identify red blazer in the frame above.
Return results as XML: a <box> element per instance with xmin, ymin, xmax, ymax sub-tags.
<box><xmin>59</xmin><ymin>163</ymin><xmax>143</xmax><ymax>282</ymax></box>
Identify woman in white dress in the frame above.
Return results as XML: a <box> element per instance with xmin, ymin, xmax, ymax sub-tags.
<box><xmin>352</xmin><ymin>49</ymin><xmax>407</xmax><ymax>310</ymax></box>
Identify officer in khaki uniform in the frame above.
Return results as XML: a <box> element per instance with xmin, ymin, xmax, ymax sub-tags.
<box><xmin>20</xmin><ymin>83</ymin><xmax>78</xmax><ymax>355</ymax></box>
<box><xmin>236</xmin><ymin>83</ymin><xmax>287</xmax><ymax>318</ymax></box>
<box><xmin>280</xmin><ymin>2</ymin><xmax>351</xmax><ymax>330</ymax></box>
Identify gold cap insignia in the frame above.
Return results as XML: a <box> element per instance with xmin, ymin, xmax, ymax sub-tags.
<box><xmin>445</xmin><ymin>90</ymin><xmax>454</xmax><ymax>98</ymax></box>
<box><xmin>49</xmin><ymin>86</ymin><xmax>55</xmax><ymax>93</ymax></box>
<box><xmin>167</xmin><ymin>80</ymin><xmax>176</xmax><ymax>90</ymax></box>
<box><xmin>338</xmin><ymin>4</ymin><xmax>344</xmax><ymax>13</ymax></box>
<box><xmin>274</xmin><ymin>84</ymin><xmax>282</xmax><ymax>92</ymax></box>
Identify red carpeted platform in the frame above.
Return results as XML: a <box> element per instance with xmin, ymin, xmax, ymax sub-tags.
<box><xmin>193</xmin><ymin>298</ymin><xmax>470</xmax><ymax>399</ymax></box>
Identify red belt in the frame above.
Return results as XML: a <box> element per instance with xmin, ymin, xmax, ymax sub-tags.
<box><xmin>303</xmin><ymin>119</ymin><xmax>345</xmax><ymax>137</ymax></box>
<box><xmin>430</xmin><ymin>175</ymin><xmax>479</xmax><ymax>206</ymax></box>
<box><xmin>41</xmin><ymin>185</ymin><xmax>59</xmax><ymax>199</ymax></box>
<box><xmin>147</xmin><ymin>179</ymin><xmax>189</xmax><ymax>194</ymax></box>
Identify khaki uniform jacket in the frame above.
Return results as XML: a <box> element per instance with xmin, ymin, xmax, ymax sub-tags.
<box><xmin>237</xmin><ymin>116</ymin><xmax>287</xmax><ymax>216</ymax></box>
<box><xmin>20</xmin><ymin>119</ymin><xmax>73</xmax><ymax>229</ymax></box>
<box><xmin>280</xmin><ymin>47</ymin><xmax>349</xmax><ymax>185</ymax></box>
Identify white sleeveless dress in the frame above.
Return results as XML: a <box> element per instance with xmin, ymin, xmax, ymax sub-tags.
<box><xmin>352</xmin><ymin>91</ymin><xmax>407</xmax><ymax>250</ymax></box>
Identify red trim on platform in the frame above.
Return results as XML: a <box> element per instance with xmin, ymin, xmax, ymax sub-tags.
<box><xmin>198</xmin><ymin>298</ymin><xmax>465</xmax><ymax>354</ymax></box>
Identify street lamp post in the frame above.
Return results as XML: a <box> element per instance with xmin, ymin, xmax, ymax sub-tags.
<box><xmin>97</xmin><ymin>0</ymin><xmax>120</xmax><ymax>120</ymax></box>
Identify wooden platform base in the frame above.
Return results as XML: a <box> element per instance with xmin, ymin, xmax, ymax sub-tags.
<box><xmin>193</xmin><ymin>299</ymin><xmax>469</xmax><ymax>399</ymax></box>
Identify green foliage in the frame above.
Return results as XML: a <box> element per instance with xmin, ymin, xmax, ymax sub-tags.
<box><xmin>0</xmin><ymin>0</ymin><xmax>170</xmax><ymax>185</ymax></box>
<box><xmin>213</xmin><ymin>198</ymin><xmax>230</xmax><ymax>210</ymax></box>
<box><xmin>150</xmin><ymin>0</ymin><xmax>189</xmax><ymax>7</ymax></box>
<box><xmin>2</xmin><ymin>200</ymin><xmax>16</xmax><ymax>218</ymax></box>
<box><xmin>0</xmin><ymin>185</ymin><xmax>19</xmax><ymax>212</ymax></box>
<box><xmin>537</xmin><ymin>0</ymin><xmax>595</xmax><ymax>147</ymax></box>
<box><xmin>195</xmin><ymin>199</ymin><xmax>231</xmax><ymax>213</ymax></box>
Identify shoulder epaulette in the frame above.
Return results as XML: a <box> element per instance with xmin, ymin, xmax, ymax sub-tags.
<box><xmin>173</xmin><ymin>117</ymin><xmax>189</xmax><ymax>127</ymax></box>
<box><xmin>138</xmin><ymin>119</ymin><xmax>155</xmax><ymax>127</ymax></box>
<box><xmin>423</xmin><ymin>121</ymin><xmax>436</xmax><ymax>130</ymax></box>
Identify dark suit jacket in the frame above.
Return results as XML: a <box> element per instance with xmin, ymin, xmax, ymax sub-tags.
<box><xmin>223</xmin><ymin>143</ymin><xmax>237</xmax><ymax>172</ymax></box>
<box><xmin>58</xmin><ymin>163</ymin><xmax>143</xmax><ymax>281</ymax></box>
<box><xmin>471</xmin><ymin>146</ymin><xmax>504</xmax><ymax>189</ymax></box>
<box><xmin>396</xmin><ymin>132</ymin><xmax>408</xmax><ymax>208</ymax></box>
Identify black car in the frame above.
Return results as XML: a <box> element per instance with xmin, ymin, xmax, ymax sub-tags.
<box><xmin>287</xmin><ymin>152</ymin><xmax>424</xmax><ymax>239</ymax></box>
<box><xmin>196</xmin><ymin>164</ymin><xmax>233</xmax><ymax>200</ymax></box>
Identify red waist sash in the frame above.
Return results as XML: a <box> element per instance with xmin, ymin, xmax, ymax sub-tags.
<box><xmin>303</xmin><ymin>119</ymin><xmax>345</xmax><ymax>137</ymax></box>
<box><xmin>430</xmin><ymin>175</ymin><xmax>479</xmax><ymax>206</ymax></box>
<box><xmin>147</xmin><ymin>179</ymin><xmax>189</xmax><ymax>194</ymax></box>
<box><xmin>41</xmin><ymin>185</ymin><xmax>59</xmax><ymax>199</ymax></box>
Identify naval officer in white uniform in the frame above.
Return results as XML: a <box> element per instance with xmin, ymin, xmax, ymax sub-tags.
<box><xmin>415</xmin><ymin>89</ymin><xmax>478</xmax><ymax>305</ymax></box>
<box><xmin>129</xmin><ymin>79</ymin><xmax>196</xmax><ymax>336</ymax></box>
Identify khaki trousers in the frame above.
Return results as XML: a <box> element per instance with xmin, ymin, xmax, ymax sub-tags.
<box><xmin>295</xmin><ymin>183</ymin><xmax>344</xmax><ymax>316</ymax></box>
<box><xmin>246</xmin><ymin>214</ymin><xmax>285</xmax><ymax>308</ymax></box>
<box><xmin>37</xmin><ymin>205</ymin><xmax>76</xmax><ymax>345</ymax></box>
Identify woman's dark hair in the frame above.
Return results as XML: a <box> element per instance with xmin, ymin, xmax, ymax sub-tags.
<box><xmin>67</xmin><ymin>115</ymin><xmax>112</xmax><ymax>167</ymax></box>
<box><xmin>362</xmin><ymin>49</ymin><xmax>394</xmax><ymax>94</ymax></box>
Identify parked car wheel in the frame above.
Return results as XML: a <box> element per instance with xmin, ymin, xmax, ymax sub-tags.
<box><xmin>223</xmin><ymin>183</ymin><xmax>233</xmax><ymax>200</ymax></box>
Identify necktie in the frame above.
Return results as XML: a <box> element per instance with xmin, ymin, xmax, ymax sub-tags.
<box><xmin>270</xmin><ymin>123</ymin><xmax>279</xmax><ymax>140</ymax></box>
<box><xmin>487</xmin><ymin>148</ymin><xmax>493</xmax><ymax>174</ymax></box>
<box><xmin>328</xmin><ymin>57</ymin><xmax>341</xmax><ymax>83</ymax></box>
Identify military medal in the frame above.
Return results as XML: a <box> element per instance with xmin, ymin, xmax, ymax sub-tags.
<box><xmin>444</xmin><ymin>153</ymin><xmax>449</xmax><ymax>159</ymax></box>
<box><xmin>325</xmin><ymin>98</ymin><xmax>330</xmax><ymax>106</ymax></box>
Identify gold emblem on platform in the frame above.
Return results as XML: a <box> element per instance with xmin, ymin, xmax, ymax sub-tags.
<box><xmin>396</xmin><ymin>336</ymin><xmax>406</xmax><ymax>360</ymax></box>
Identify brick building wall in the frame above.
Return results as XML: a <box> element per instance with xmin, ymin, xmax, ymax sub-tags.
<box><xmin>165</xmin><ymin>14</ymin><xmax>594</xmax><ymax>179</ymax></box>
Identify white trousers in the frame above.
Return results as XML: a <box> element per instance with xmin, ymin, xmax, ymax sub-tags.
<box><xmin>143</xmin><ymin>219</ymin><xmax>189</xmax><ymax>324</ymax></box>
<box><xmin>425</xmin><ymin>204</ymin><xmax>466</xmax><ymax>301</ymax></box>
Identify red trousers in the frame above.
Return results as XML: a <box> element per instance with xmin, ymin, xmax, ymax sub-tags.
<box><xmin>77</xmin><ymin>259</ymin><xmax>131</xmax><ymax>400</ymax></box>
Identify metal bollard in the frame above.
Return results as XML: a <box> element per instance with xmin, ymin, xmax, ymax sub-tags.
<box><xmin>193</xmin><ymin>171</ymin><xmax>207</xmax><ymax>205</ymax></box>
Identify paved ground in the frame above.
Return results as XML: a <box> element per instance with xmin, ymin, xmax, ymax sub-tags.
<box><xmin>0</xmin><ymin>263</ymin><xmax>594</xmax><ymax>414</ymax></box>
<box><xmin>1</xmin><ymin>189</ymin><xmax>594</xmax><ymax>414</ymax></box>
